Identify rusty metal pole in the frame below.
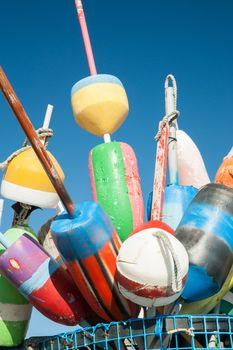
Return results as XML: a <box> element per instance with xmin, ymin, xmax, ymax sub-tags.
<box><xmin>0</xmin><ymin>67</ymin><xmax>75</xmax><ymax>216</ymax></box>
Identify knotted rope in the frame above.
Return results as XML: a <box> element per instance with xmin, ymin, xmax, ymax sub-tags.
<box><xmin>152</xmin><ymin>230</ymin><xmax>183</xmax><ymax>293</ymax></box>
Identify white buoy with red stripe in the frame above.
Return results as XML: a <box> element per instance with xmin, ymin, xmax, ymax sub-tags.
<box><xmin>116</xmin><ymin>226</ymin><xmax>189</xmax><ymax>307</ymax></box>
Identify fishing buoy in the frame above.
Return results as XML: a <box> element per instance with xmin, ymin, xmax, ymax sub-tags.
<box><xmin>71</xmin><ymin>74</ymin><xmax>129</xmax><ymax>136</ymax></box>
<box><xmin>89</xmin><ymin>141</ymin><xmax>144</xmax><ymax>242</ymax></box>
<box><xmin>116</xmin><ymin>227</ymin><xmax>189</xmax><ymax>307</ymax></box>
<box><xmin>1</xmin><ymin>147</ymin><xmax>64</xmax><ymax>208</ymax></box>
<box><xmin>0</xmin><ymin>225</ymin><xmax>37</xmax><ymax>347</ymax></box>
<box><xmin>51</xmin><ymin>201</ymin><xmax>139</xmax><ymax>322</ymax></box>
<box><xmin>0</xmin><ymin>233</ymin><xmax>92</xmax><ymax>326</ymax></box>
<box><xmin>176</xmin><ymin>183</ymin><xmax>233</xmax><ymax>302</ymax></box>
<box><xmin>215</xmin><ymin>147</ymin><xmax>233</xmax><ymax>188</ymax></box>
<box><xmin>176</xmin><ymin>129</ymin><xmax>210</xmax><ymax>188</ymax></box>
<box><xmin>163</xmin><ymin>184</ymin><xmax>198</xmax><ymax>229</ymax></box>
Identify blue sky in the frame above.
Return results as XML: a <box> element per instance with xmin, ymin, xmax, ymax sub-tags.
<box><xmin>0</xmin><ymin>0</ymin><xmax>233</xmax><ymax>339</ymax></box>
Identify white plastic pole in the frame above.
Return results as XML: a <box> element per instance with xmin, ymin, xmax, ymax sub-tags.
<box><xmin>166</xmin><ymin>87</ymin><xmax>179</xmax><ymax>185</ymax></box>
<box><xmin>41</xmin><ymin>104</ymin><xmax>53</xmax><ymax>146</ymax></box>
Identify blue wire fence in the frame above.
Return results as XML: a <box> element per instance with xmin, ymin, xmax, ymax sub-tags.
<box><xmin>25</xmin><ymin>314</ymin><xmax>233</xmax><ymax>349</ymax></box>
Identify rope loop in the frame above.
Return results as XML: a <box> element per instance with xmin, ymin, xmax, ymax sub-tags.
<box><xmin>152</xmin><ymin>230</ymin><xmax>183</xmax><ymax>293</ymax></box>
<box><xmin>0</xmin><ymin>127</ymin><xmax>54</xmax><ymax>170</ymax></box>
<box><xmin>155</xmin><ymin>110</ymin><xmax>179</xmax><ymax>141</ymax></box>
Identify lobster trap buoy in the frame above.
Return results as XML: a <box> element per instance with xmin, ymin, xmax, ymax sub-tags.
<box><xmin>71</xmin><ymin>74</ymin><xmax>129</xmax><ymax>136</ymax></box>
<box><xmin>215</xmin><ymin>147</ymin><xmax>233</xmax><ymax>188</ymax></box>
<box><xmin>1</xmin><ymin>148</ymin><xmax>64</xmax><ymax>208</ymax></box>
<box><xmin>0</xmin><ymin>225</ymin><xmax>37</xmax><ymax>347</ymax></box>
<box><xmin>176</xmin><ymin>129</ymin><xmax>210</xmax><ymax>189</ymax></box>
<box><xmin>176</xmin><ymin>183</ymin><xmax>233</xmax><ymax>302</ymax></box>
<box><xmin>89</xmin><ymin>141</ymin><xmax>144</xmax><ymax>242</ymax></box>
<box><xmin>116</xmin><ymin>227</ymin><xmax>189</xmax><ymax>307</ymax></box>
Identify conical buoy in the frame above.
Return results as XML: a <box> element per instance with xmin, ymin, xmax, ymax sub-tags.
<box><xmin>71</xmin><ymin>74</ymin><xmax>129</xmax><ymax>136</ymax></box>
<box><xmin>1</xmin><ymin>148</ymin><xmax>64</xmax><ymax>208</ymax></box>
<box><xmin>215</xmin><ymin>147</ymin><xmax>233</xmax><ymax>188</ymax></box>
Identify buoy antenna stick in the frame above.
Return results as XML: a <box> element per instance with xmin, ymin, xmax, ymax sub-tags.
<box><xmin>74</xmin><ymin>0</ymin><xmax>111</xmax><ymax>142</ymax></box>
<box><xmin>75</xmin><ymin>0</ymin><xmax>97</xmax><ymax>75</ymax></box>
<box><xmin>0</xmin><ymin>67</ymin><xmax>75</xmax><ymax>217</ymax></box>
<box><xmin>41</xmin><ymin>104</ymin><xmax>53</xmax><ymax>146</ymax></box>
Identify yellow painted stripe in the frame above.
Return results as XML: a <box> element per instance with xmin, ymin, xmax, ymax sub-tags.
<box><xmin>4</xmin><ymin>148</ymin><xmax>64</xmax><ymax>191</ymax></box>
<box><xmin>72</xmin><ymin>83</ymin><xmax>128</xmax><ymax>136</ymax></box>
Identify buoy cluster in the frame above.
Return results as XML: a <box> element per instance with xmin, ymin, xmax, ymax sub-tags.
<box><xmin>0</xmin><ymin>1</ymin><xmax>232</xmax><ymax>348</ymax></box>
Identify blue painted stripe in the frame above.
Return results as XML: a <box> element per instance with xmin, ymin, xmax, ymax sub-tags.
<box><xmin>182</xmin><ymin>263</ymin><xmax>219</xmax><ymax>301</ymax></box>
<box><xmin>178</xmin><ymin>202</ymin><xmax>233</xmax><ymax>250</ymax></box>
<box><xmin>51</xmin><ymin>201</ymin><xmax>114</xmax><ymax>260</ymax></box>
<box><xmin>19</xmin><ymin>258</ymin><xmax>59</xmax><ymax>296</ymax></box>
<box><xmin>71</xmin><ymin>74</ymin><xmax>123</xmax><ymax>95</ymax></box>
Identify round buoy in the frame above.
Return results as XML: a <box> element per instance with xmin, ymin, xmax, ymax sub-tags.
<box><xmin>71</xmin><ymin>74</ymin><xmax>129</xmax><ymax>136</ymax></box>
<box><xmin>1</xmin><ymin>148</ymin><xmax>64</xmax><ymax>208</ymax></box>
<box><xmin>116</xmin><ymin>227</ymin><xmax>189</xmax><ymax>307</ymax></box>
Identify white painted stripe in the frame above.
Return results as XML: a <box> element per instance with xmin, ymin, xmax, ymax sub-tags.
<box><xmin>223</xmin><ymin>291</ymin><xmax>233</xmax><ymax>305</ymax></box>
<box><xmin>19</xmin><ymin>258</ymin><xmax>59</xmax><ymax>295</ymax></box>
<box><xmin>0</xmin><ymin>303</ymin><xmax>32</xmax><ymax>322</ymax></box>
<box><xmin>1</xmin><ymin>180</ymin><xmax>60</xmax><ymax>208</ymax></box>
<box><xmin>118</xmin><ymin>284</ymin><xmax>182</xmax><ymax>308</ymax></box>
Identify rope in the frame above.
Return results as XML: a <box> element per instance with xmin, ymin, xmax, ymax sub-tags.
<box><xmin>0</xmin><ymin>127</ymin><xmax>53</xmax><ymax>170</ymax></box>
<box><xmin>155</xmin><ymin>111</ymin><xmax>179</xmax><ymax>141</ymax></box>
<box><xmin>152</xmin><ymin>231</ymin><xmax>183</xmax><ymax>293</ymax></box>
<box><xmin>167</xmin><ymin>327</ymin><xmax>194</xmax><ymax>336</ymax></box>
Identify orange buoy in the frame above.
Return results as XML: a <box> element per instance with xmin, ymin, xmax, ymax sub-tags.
<box><xmin>215</xmin><ymin>147</ymin><xmax>233</xmax><ymax>188</ymax></box>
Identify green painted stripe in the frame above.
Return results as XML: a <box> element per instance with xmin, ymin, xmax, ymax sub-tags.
<box><xmin>92</xmin><ymin>142</ymin><xmax>133</xmax><ymax>241</ymax></box>
<box><xmin>0</xmin><ymin>319</ymin><xmax>29</xmax><ymax>346</ymax></box>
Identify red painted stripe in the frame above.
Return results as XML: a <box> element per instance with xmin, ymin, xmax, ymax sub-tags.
<box><xmin>30</xmin><ymin>267</ymin><xmax>87</xmax><ymax>325</ymax></box>
<box><xmin>116</xmin><ymin>270</ymin><xmax>187</xmax><ymax>299</ymax></box>
<box><xmin>66</xmin><ymin>259</ymin><xmax>112</xmax><ymax>321</ymax></box>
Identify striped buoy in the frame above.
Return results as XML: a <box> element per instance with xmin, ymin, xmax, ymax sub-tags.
<box><xmin>0</xmin><ymin>234</ymin><xmax>89</xmax><ymax>326</ymax></box>
<box><xmin>51</xmin><ymin>201</ymin><xmax>139</xmax><ymax>322</ymax></box>
<box><xmin>116</xmin><ymin>226</ymin><xmax>189</xmax><ymax>307</ymax></box>
<box><xmin>176</xmin><ymin>183</ymin><xmax>233</xmax><ymax>302</ymax></box>
<box><xmin>71</xmin><ymin>75</ymin><xmax>129</xmax><ymax>136</ymax></box>
<box><xmin>1</xmin><ymin>148</ymin><xmax>64</xmax><ymax>208</ymax></box>
<box><xmin>0</xmin><ymin>225</ymin><xmax>37</xmax><ymax>347</ymax></box>
<box><xmin>89</xmin><ymin>141</ymin><xmax>144</xmax><ymax>242</ymax></box>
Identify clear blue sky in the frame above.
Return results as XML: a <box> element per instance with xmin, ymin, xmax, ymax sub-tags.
<box><xmin>0</xmin><ymin>0</ymin><xmax>232</xmax><ymax>339</ymax></box>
